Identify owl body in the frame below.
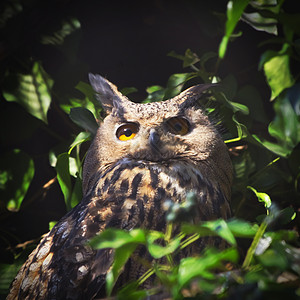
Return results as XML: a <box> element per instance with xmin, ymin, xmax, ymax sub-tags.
<box><xmin>7</xmin><ymin>75</ymin><xmax>232</xmax><ymax>299</ymax></box>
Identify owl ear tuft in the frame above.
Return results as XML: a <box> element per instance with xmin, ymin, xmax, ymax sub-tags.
<box><xmin>88</xmin><ymin>73</ymin><xmax>127</xmax><ymax>113</ymax></box>
<box><xmin>172</xmin><ymin>83</ymin><xmax>217</xmax><ymax>107</ymax></box>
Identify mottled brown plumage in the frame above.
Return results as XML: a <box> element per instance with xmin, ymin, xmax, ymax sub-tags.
<box><xmin>7</xmin><ymin>74</ymin><xmax>232</xmax><ymax>299</ymax></box>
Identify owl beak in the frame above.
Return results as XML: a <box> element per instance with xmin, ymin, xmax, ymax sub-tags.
<box><xmin>149</xmin><ymin>129</ymin><xmax>161</xmax><ymax>153</ymax></box>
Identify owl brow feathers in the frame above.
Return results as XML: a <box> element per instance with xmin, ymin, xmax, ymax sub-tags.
<box><xmin>88</xmin><ymin>73</ymin><xmax>217</xmax><ymax>113</ymax></box>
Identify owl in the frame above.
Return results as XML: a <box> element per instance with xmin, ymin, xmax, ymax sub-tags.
<box><xmin>7</xmin><ymin>74</ymin><xmax>232</xmax><ymax>299</ymax></box>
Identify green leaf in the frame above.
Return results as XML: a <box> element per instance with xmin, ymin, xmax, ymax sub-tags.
<box><xmin>146</xmin><ymin>233</ymin><xmax>181</xmax><ymax>259</ymax></box>
<box><xmin>265</xmin><ymin>230</ymin><xmax>298</xmax><ymax>243</ymax></box>
<box><xmin>252</xmin><ymin>134</ymin><xmax>292</xmax><ymax>157</ymax></box>
<box><xmin>269</xmin><ymin>89</ymin><xmax>300</xmax><ymax>147</ymax></box>
<box><xmin>202</xmin><ymin>219</ymin><xmax>237</xmax><ymax>246</ymax></box>
<box><xmin>0</xmin><ymin>149</ymin><xmax>34</xmax><ymax>212</ymax></box>
<box><xmin>214</xmin><ymin>90</ymin><xmax>249</xmax><ymax>115</ymax></box>
<box><xmin>167</xmin><ymin>50</ymin><xmax>185</xmax><ymax>61</ymax></box>
<box><xmin>263</xmin><ymin>54</ymin><xmax>294</xmax><ymax>100</ymax></box>
<box><xmin>69</xmin><ymin>131</ymin><xmax>91</xmax><ymax>154</ymax></box>
<box><xmin>70</xmin><ymin>176</ymin><xmax>82</xmax><ymax>208</ymax></box>
<box><xmin>178</xmin><ymin>248</ymin><xmax>238</xmax><ymax>289</ymax></box>
<box><xmin>258</xmin><ymin>50</ymin><xmax>278</xmax><ymax>70</ymax></box>
<box><xmin>199</xmin><ymin>51</ymin><xmax>218</xmax><ymax>69</ymax></box>
<box><xmin>237</xmin><ymin>85</ymin><xmax>268</xmax><ymax>123</ymax></box>
<box><xmin>182</xmin><ymin>49</ymin><xmax>200</xmax><ymax>68</ymax></box>
<box><xmin>3</xmin><ymin>62</ymin><xmax>53</xmax><ymax>123</ymax></box>
<box><xmin>90</xmin><ymin>228</ymin><xmax>146</xmax><ymax>249</ymax></box>
<box><xmin>120</xmin><ymin>87</ymin><xmax>138</xmax><ymax>96</ymax></box>
<box><xmin>257</xmin><ymin>248</ymin><xmax>288</xmax><ymax>270</ymax></box>
<box><xmin>182</xmin><ymin>219</ymin><xmax>236</xmax><ymax>246</ymax></box>
<box><xmin>251</xmin><ymin>85</ymin><xmax>300</xmax><ymax>156</ymax></box>
<box><xmin>242</xmin><ymin>12</ymin><xmax>277</xmax><ymax>35</ymax></box>
<box><xmin>49</xmin><ymin>221</ymin><xmax>57</xmax><ymax>231</ymax></box>
<box><xmin>0</xmin><ymin>263</ymin><xmax>23</xmax><ymax>294</ymax></box>
<box><xmin>221</xmin><ymin>73</ymin><xmax>238</xmax><ymax>100</ymax></box>
<box><xmin>143</xmin><ymin>85</ymin><xmax>165</xmax><ymax>103</ymax></box>
<box><xmin>247</xmin><ymin>186</ymin><xmax>272</xmax><ymax>209</ymax></box>
<box><xmin>56</xmin><ymin>153</ymin><xmax>72</xmax><ymax>211</ymax></box>
<box><xmin>219</xmin><ymin>0</ymin><xmax>250</xmax><ymax>58</ymax></box>
<box><xmin>106</xmin><ymin>243</ymin><xmax>137</xmax><ymax>296</ymax></box>
<box><xmin>75</xmin><ymin>81</ymin><xmax>103</xmax><ymax>118</ymax></box>
<box><xmin>69</xmin><ymin>107</ymin><xmax>99</xmax><ymax>135</ymax></box>
<box><xmin>227</xmin><ymin>219</ymin><xmax>258</xmax><ymax>238</ymax></box>
<box><xmin>163</xmin><ymin>73</ymin><xmax>194</xmax><ymax>100</ymax></box>
<box><xmin>117</xmin><ymin>282</ymin><xmax>148</xmax><ymax>300</ymax></box>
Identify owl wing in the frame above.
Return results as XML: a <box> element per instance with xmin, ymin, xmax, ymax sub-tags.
<box><xmin>7</xmin><ymin>196</ymin><xmax>117</xmax><ymax>300</ymax></box>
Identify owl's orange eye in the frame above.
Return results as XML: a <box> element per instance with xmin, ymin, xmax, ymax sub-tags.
<box><xmin>166</xmin><ymin>117</ymin><xmax>190</xmax><ymax>135</ymax></box>
<box><xmin>116</xmin><ymin>123</ymin><xmax>139</xmax><ymax>141</ymax></box>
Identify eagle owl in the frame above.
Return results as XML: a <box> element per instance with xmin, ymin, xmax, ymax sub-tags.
<box><xmin>7</xmin><ymin>74</ymin><xmax>232</xmax><ymax>299</ymax></box>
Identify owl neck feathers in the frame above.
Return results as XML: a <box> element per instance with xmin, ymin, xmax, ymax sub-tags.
<box><xmin>83</xmin><ymin>158</ymin><xmax>231</xmax><ymax>226</ymax></box>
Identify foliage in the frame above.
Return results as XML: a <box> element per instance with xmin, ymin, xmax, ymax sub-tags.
<box><xmin>0</xmin><ymin>0</ymin><xmax>300</xmax><ymax>299</ymax></box>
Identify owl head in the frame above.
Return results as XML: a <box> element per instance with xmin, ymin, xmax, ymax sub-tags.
<box><xmin>83</xmin><ymin>74</ymin><xmax>232</xmax><ymax>197</ymax></box>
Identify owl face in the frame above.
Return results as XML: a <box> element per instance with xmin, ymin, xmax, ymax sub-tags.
<box><xmin>98</xmin><ymin>99</ymin><xmax>217</xmax><ymax>164</ymax></box>
<box><xmin>83</xmin><ymin>74</ymin><xmax>232</xmax><ymax>197</ymax></box>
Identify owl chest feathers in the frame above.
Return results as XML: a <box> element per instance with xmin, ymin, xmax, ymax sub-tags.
<box><xmin>87</xmin><ymin>158</ymin><xmax>230</xmax><ymax>232</ymax></box>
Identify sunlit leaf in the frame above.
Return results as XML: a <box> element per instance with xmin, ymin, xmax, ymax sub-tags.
<box><xmin>248</xmin><ymin>186</ymin><xmax>272</xmax><ymax>210</ymax></box>
<box><xmin>182</xmin><ymin>219</ymin><xmax>236</xmax><ymax>245</ymax></box>
<box><xmin>264</xmin><ymin>54</ymin><xmax>294</xmax><ymax>100</ymax></box>
<box><xmin>227</xmin><ymin>219</ymin><xmax>258</xmax><ymax>238</ymax></box>
<box><xmin>3</xmin><ymin>62</ymin><xmax>53</xmax><ymax>123</ymax></box>
<box><xmin>202</xmin><ymin>219</ymin><xmax>237</xmax><ymax>245</ymax></box>
<box><xmin>219</xmin><ymin>0</ymin><xmax>250</xmax><ymax>58</ymax></box>
<box><xmin>258</xmin><ymin>50</ymin><xmax>278</xmax><ymax>70</ymax></box>
<box><xmin>90</xmin><ymin>229</ymin><xmax>146</xmax><ymax>249</ymax></box>
<box><xmin>49</xmin><ymin>221</ymin><xmax>57</xmax><ymax>231</ymax></box>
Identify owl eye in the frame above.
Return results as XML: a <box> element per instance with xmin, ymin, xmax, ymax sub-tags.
<box><xmin>116</xmin><ymin>123</ymin><xmax>139</xmax><ymax>141</ymax></box>
<box><xmin>166</xmin><ymin>117</ymin><xmax>190</xmax><ymax>135</ymax></box>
